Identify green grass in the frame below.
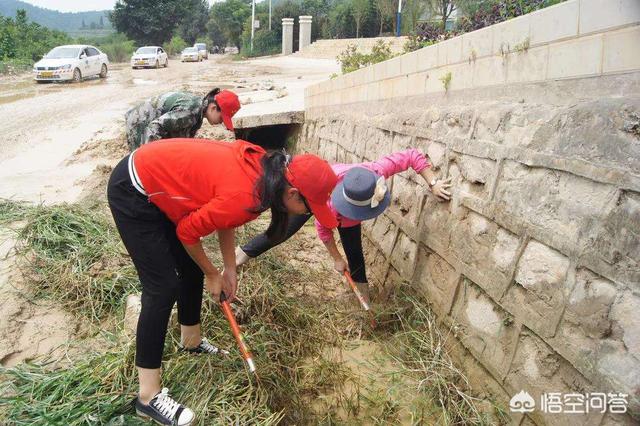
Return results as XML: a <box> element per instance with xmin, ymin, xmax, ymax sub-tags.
<box><xmin>0</xmin><ymin>200</ymin><xmax>494</xmax><ymax>425</ymax></box>
<box><xmin>0</xmin><ymin>201</ymin><xmax>352</xmax><ymax>425</ymax></box>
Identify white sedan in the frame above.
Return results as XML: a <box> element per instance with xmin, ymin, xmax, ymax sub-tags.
<box><xmin>131</xmin><ymin>46</ymin><xmax>169</xmax><ymax>69</ymax></box>
<box><xmin>181</xmin><ymin>47</ymin><xmax>201</xmax><ymax>62</ymax></box>
<box><xmin>33</xmin><ymin>44</ymin><xmax>109</xmax><ymax>83</ymax></box>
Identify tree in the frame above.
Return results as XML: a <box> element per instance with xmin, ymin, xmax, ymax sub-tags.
<box><xmin>99</xmin><ymin>16</ymin><xmax>104</xmax><ymax>29</ymax></box>
<box><xmin>177</xmin><ymin>0</ymin><xmax>209</xmax><ymax>45</ymax></box>
<box><xmin>426</xmin><ymin>0</ymin><xmax>456</xmax><ymax>29</ymax></box>
<box><xmin>111</xmin><ymin>0</ymin><xmax>186</xmax><ymax>45</ymax></box>
<box><xmin>374</xmin><ymin>0</ymin><xmax>395</xmax><ymax>35</ymax></box>
<box><xmin>326</xmin><ymin>1</ymin><xmax>355</xmax><ymax>38</ymax></box>
<box><xmin>208</xmin><ymin>0</ymin><xmax>251</xmax><ymax>50</ymax></box>
<box><xmin>207</xmin><ymin>20</ymin><xmax>226</xmax><ymax>48</ymax></box>
<box><xmin>404</xmin><ymin>0</ymin><xmax>427</xmax><ymax>33</ymax></box>
<box><xmin>301</xmin><ymin>0</ymin><xmax>331</xmax><ymax>42</ymax></box>
<box><xmin>351</xmin><ymin>0</ymin><xmax>370</xmax><ymax>38</ymax></box>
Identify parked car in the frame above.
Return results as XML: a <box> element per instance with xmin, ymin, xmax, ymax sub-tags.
<box><xmin>131</xmin><ymin>46</ymin><xmax>168</xmax><ymax>69</ymax></box>
<box><xmin>33</xmin><ymin>44</ymin><xmax>108</xmax><ymax>83</ymax></box>
<box><xmin>181</xmin><ymin>47</ymin><xmax>201</xmax><ymax>62</ymax></box>
<box><xmin>194</xmin><ymin>43</ymin><xmax>208</xmax><ymax>60</ymax></box>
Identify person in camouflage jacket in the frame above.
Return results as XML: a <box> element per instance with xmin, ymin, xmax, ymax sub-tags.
<box><xmin>125</xmin><ymin>88</ymin><xmax>241</xmax><ymax>150</ymax></box>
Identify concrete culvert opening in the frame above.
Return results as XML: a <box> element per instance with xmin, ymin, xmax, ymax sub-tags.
<box><xmin>235</xmin><ymin>123</ymin><xmax>301</xmax><ymax>151</ymax></box>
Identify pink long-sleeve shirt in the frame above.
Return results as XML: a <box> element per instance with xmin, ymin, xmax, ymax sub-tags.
<box><xmin>315</xmin><ymin>149</ymin><xmax>431</xmax><ymax>242</ymax></box>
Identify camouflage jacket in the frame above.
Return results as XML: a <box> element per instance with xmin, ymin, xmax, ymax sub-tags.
<box><xmin>125</xmin><ymin>92</ymin><xmax>207</xmax><ymax>150</ymax></box>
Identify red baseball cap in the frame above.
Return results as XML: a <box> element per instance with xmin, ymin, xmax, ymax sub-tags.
<box><xmin>286</xmin><ymin>154</ymin><xmax>339</xmax><ymax>228</ymax></box>
<box><xmin>214</xmin><ymin>90</ymin><xmax>241</xmax><ymax>131</ymax></box>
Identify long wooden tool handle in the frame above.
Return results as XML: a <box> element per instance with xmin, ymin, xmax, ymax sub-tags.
<box><xmin>220</xmin><ymin>292</ymin><xmax>256</xmax><ymax>373</ymax></box>
<box><xmin>344</xmin><ymin>271</ymin><xmax>370</xmax><ymax>311</ymax></box>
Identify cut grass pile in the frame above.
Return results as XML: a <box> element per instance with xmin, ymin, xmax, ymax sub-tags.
<box><xmin>0</xmin><ymin>199</ymin><xmax>139</xmax><ymax>322</ymax></box>
<box><xmin>0</xmin><ymin>199</ymin><xmax>497</xmax><ymax>425</ymax></box>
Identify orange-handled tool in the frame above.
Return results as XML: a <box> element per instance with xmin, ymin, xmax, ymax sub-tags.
<box><xmin>344</xmin><ymin>271</ymin><xmax>377</xmax><ymax>328</ymax></box>
<box><xmin>220</xmin><ymin>292</ymin><xmax>256</xmax><ymax>374</ymax></box>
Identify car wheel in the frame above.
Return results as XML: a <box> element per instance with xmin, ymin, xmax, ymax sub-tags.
<box><xmin>155</xmin><ymin>60</ymin><xmax>160</xmax><ymax>69</ymax></box>
<box><xmin>73</xmin><ymin>68</ymin><xmax>82</xmax><ymax>83</ymax></box>
<box><xmin>99</xmin><ymin>64</ymin><xmax>108</xmax><ymax>78</ymax></box>
<box><xmin>164</xmin><ymin>58</ymin><xmax>168</xmax><ymax>67</ymax></box>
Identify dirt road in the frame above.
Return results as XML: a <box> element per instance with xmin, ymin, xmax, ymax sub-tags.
<box><xmin>0</xmin><ymin>54</ymin><xmax>339</xmax><ymax>203</ymax></box>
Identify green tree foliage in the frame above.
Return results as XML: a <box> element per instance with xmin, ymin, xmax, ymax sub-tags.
<box><xmin>326</xmin><ymin>1</ymin><xmax>356</xmax><ymax>38</ymax></box>
<box><xmin>374</xmin><ymin>0</ymin><xmax>396</xmax><ymax>35</ymax></box>
<box><xmin>177</xmin><ymin>0</ymin><xmax>209</xmax><ymax>45</ymax></box>
<box><xmin>208</xmin><ymin>0</ymin><xmax>251</xmax><ymax>50</ymax></box>
<box><xmin>457</xmin><ymin>0</ymin><xmax>565</xmax><ymax>31</ymax></box>
<box><xmin>0</xmin><ymin>9</ymin><xmax>72</xmax><ymax>73</ymax></box>
<box><xmin>95</xmin><ymin>33</ymin><xmax>135</xmax><ymax>62</ymax></box>
<box><xmin>351</xmin><ymin>0</ymin><xmax>371</xmax><ymax>38</ymax></box>
<box><xmin>162</xmin><ymin>35</ymin><xmax>188</xmax><ymax>56</ymax></box>
<box><xmin>207</xmin><ymin>20</ymin><xmax>226</xmax><ymax>48</ymax></box>
<box><xmin>111</xmin><ymin>0</ymin><xmax>207</xmax><ymax>45</ymax></box>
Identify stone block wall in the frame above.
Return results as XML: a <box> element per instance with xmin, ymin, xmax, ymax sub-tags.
<box><xmin>299</xmin><ymin>1</ymin><xmax>640</xmax><ymax>424</ymax></box>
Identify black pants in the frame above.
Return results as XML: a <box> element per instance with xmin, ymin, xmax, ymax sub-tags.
<box><xmin>241</xmin><ymin>214</ymin><xmax>368</xmax><ymax>283</ymax></box>
<box><xmin>107</xmin><ymin>156</ymin><xmax>204</xmax><ymax>369</ymax></box>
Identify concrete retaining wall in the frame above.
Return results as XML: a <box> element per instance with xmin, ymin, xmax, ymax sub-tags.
<box><xmin>299</xmin><ymin>1</ymin><xmax>640</xmax><ymax>424</ymax></box>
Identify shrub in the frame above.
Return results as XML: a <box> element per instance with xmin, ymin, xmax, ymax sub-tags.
<box><xmin>337</xmin><ymin>40</ymin><xmax>395</xmax><ymax>74</ymax></box>
<box><xmin>0</xmin><ymin>10</ymin><xmax>72</xmax><ymax>74</ymax></box>
<box><xmin>457</xmin><ymin>0</ymin><xmax>566</xmax><ymax>33</ymax></box>
<box><xmin>163</xmin><ymin>35</ymin><xmax>188</xmax><ymax>57</ymax></box>
<box><xmin>240</xmin><ymin>28</ymin><xmax>280</xmax><ymax>58</ymax></box>
<box><xmin>97</xmin><ymin>33</ymin><xmax>135</xmax><ymax>63</ymax></box>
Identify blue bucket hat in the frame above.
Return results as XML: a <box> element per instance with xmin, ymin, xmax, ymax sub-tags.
<box><xmin>331</xmin><ymin>167</ymin><xmax>391</xmax><ymax>221</ymax></box>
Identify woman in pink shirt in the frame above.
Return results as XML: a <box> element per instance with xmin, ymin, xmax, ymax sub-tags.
<box><xmin>236</xmin><ymin>149</ymin><xmax>451</xmax><ymax>302</ymax></box>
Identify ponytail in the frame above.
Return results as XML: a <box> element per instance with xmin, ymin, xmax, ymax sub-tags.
<box><xmin>203</xmin><ymin>88</ymin><xmax>221</xmax><ymax>111</ymax></box>
<box><xmin>251</xmin><ymin>151</ymin><xmax>290</xmax><ymax>242</ymax></box>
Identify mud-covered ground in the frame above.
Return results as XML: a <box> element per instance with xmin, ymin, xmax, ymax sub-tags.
<box><xmin>0</xmin><ymin>54</ymin><xmax>339</xmax><ymax>203</ymax></box>
<box><xmin>0</xmin><ymin>54</ymin><xmax>339</xmax><ymax>366</ymax></box>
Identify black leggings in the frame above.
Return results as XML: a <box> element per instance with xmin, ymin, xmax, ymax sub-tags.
<box><xmin>241</xmin><ymin>214</ymin><xmax>368</xmax><ymax>283</ymax></box>
<box><xmin>107</xmin><ymin>156</ymin><xmax>204</xmax><ymax>369</ymax></box>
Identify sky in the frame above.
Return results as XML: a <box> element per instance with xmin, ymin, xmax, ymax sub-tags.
<box><xmin>19</xmin><ymin>0</ymin><xmax>234</xmax><ymax>13</ymax></box>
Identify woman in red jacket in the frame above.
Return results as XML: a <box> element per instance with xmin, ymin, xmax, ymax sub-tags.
<box><xmin>107</xmin><ymin>138</ymin><xmax>337</xmax><ymax>426</ymax></box>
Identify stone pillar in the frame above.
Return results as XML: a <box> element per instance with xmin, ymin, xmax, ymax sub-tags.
<box><xmin>282</xmin><ymin>18</ymin><xmax>294</xmax><ymax>55</ymax></box>
<box><xmin>299</xmin><ymin>15</ymin><xmax>312</xmax><ymax>51</ymax></box>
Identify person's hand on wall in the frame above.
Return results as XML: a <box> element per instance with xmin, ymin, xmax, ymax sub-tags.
<box><xmin>431</xmin><ymin>178</ymin><xmax>452</xmax><ymax>201</ymax></box>
<box><xmin>334</xmin><ymin>257</ymin><xmax>350</xmax><ymax>274</ymax></box>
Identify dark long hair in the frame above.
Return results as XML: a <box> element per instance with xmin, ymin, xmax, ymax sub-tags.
<box><xmin>203</xmin><ymin>88</ymin><xmax>221</xmax><ymax>111</ymax></box>
<box><xmin>251</xmin><ymin>151</ymin><xmax>290</xmax><ymax>242</ymax></box>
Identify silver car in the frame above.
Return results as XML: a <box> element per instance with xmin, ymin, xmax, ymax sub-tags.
<box><xmin>194</xmin><ymin>43</ymin><xmax>208</xmax><ymax>60</ymax></box>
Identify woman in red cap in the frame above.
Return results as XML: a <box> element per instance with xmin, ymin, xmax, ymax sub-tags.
<box><xmin>107</xmin><ymin>139</ymin><xmax>337</xmax><ymax>425</ymax></box>
<box><xmin>125</xmin><ymin>88</ymin><xmax>241</xmax><ymax>150</ymax></box>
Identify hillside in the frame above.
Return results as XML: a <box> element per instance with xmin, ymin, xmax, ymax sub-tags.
<box><xmin>0</xmin><ymin>0</ymin><xmax>112</xmax><ymax>32</ymax></box>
